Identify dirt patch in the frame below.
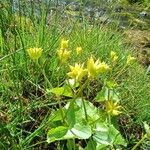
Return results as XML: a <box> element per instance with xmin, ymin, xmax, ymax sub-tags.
<box><xmin>123</xmin><ymin>29</ymin><xmax>150</xmax><ymax>66</ymax></box>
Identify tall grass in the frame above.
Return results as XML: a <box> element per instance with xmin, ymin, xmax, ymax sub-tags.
<box><xmin>0</xmin><ymin>0</ymin><xmax>150</xmax><ymax>149</ymax></box>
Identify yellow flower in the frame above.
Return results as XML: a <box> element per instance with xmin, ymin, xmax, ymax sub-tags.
<box><xmin>27</xmin><ymin>47</ymin><xmax>43</xmax><ymax>60</ymax></box>
<box><xmin>76</xmin><ymin>47</ymin><xmax>82</xmax><ymax>55</ymax></box>
<box><xmin>67</xmin><ymin>63</ymin><xmax>87</xmax><ymax>82</ymax></box>
<box><xmin>106</xmin><ymin>100</ymin><xmax>122</xmax><ymax>116</ymax></box>
<box><xmin>127</xmin><ymin>54</ymin><xmax>136</xmax><ymax>64</ymax></box>
<box><xmin>110</xmin><ymin>51</ymin><xmax>118</xmax><ymax>62</ymax></box>
<box><xmin>57</xmin><ymin>49</ymin><xmax>71</xmax><ymax>63</ymax></box>
<box><xmin>60</xmin><ymin>39</ymin><xmax>69</xmax><ymax>49</ymax></box>
<box><xmin>99</xmin><ymin>62</ymin><xmax>110</xmax><ymax>73</ymax></box>
<box><xmin>87</xmin><ymin>56</ymin><xmax>109</xmax><ymax>78</ymax></box>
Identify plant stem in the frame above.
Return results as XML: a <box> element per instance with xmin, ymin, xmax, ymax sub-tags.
<box><xmin>114</xmin><ymin>65</ymin><xmax>127</xmax><ymax>81</ymax></box>
<box><xmin>78</xmin><ymin>79</ymin><xmax>90</xmax><ymax>122</ymax></box>
<box><xmin>57</xmin><ymin>96</ymin><xmax>65</xmax><ymax>124</ymax></box>
<box><xmin>36</xmin><ymin>60</ymin><xmax>52</xmax><ymax>88</ymax></box>
<box><xmin>82</xmin><ymin>98</ymin><xmax>88</xmax><ymax>121</ymax></box>
<box><xmin>131</xmin><ymin>134</ymin><xmax>147</xmax><ymax>150</ymax></box>
<box><xmin>108</xmin><ymin>113</ymin><xmax>111</xmax><ymax>125</ymax></box>
<box><xmin>107</xmin><ymin>89</ymin><xmax>111</xmax><ymax>124</ymax></box>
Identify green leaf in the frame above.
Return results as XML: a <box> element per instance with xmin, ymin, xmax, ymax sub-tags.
<box><xmin>95</xmin><ymin>86</ymin><xmax>120</xmax><ymax>102</ymax></box>
<box><xmin>105</xmin><ymin>88</ymin><xmax>120</xmax><ymax>102</ymax></box>
<box><xmin>106</xmin><ymin>80</ymin><xmax>118</xmax><ymax>89</ymax></box>
<box><xmin>95</xmin><ymin>87</ymin><xmax>106</xmax><ymax>102</ymax></box>
<box><xmin>66</xmin><ymin>100</ymin><xmax>76</xmax><ymax>128</ymax></box>
<box><xmin>47</xmin><ymin>124</ymin><xmax>92</xmax><ymax>141</ymax></box>
<box><xmin>47</xmin><ymin>86</ymin><xmax>72</xmax><ymax>97</ymax></box>
<box><xmin>48</xmin><ymin>109</ymin><xmax>65</xmax><ymax>122</ymax></box>
<box><xmin>93</xmin><ymin>123</ymin><xmax>110</xmax><ymax>145</ymax></box>
<box><xmin>109</xmin><ymin>125</ymin><xmax>126</xmax><ymax>146</ymax></box>
<box><xmin>47</xmin><ymin>126</ymin><xmax>68</xmax><ymax>143</ymax></box>
<box><xmin>144</xmin><ymin>122</ymin><xmax>150</xmax><ymax>138</ymax></box>
<box><xmin>85</xmin><ymin>139</ymin><xmax>97</xmax><ymax>150</ymax></box>
<box><xmin>70</xmin><ymin>124</ymin><xmax>92</xmax><ymax>139</ymax></box>
<box><xmin>93</xmin><ymin>123</ymin><xmax>126</xmax><ymax>147</ymax></box>
<box><xmin>75</xmin><ymin>98</ymin><xmax>100</xmax><ymax>123</ymax></box>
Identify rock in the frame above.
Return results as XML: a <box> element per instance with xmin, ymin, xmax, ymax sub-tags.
<box><xmin>139</xmin><ymin>11</ymin><xmax>148</xmax><ymax>17</ymax></box>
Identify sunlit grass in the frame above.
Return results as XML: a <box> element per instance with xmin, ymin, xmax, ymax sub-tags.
<box><xmin>0</xmin><ymin>0</ymin><xmax>150</xmax><ymax>149</ymax></box>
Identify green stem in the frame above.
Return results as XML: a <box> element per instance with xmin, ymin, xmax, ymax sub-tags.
<box><xmin>131</xmin><ymin>134</ymin><xmax>147</xmax><ymax>150</ymax></box>
<box><xmin>114</xmin><ymin>65</ymin><xmax>127</xmax><ymax>81</ymax></box>
<box><xmin>107</xmin><ymin>89</ymin><xmax>111</xmax><ymax>124</ymax></box>
<box><xmin>79</xmin><ymin>79</ymin><xmax>90</xmax><ymax>122</ymax></box>
<box><xmin>36</xmin><ymin>60</ymin><xmax>52</xmax><ymax>88</ymax></box>
<box><xmin>82</xmin><ymin>98</ymin><xmax>88</xmax><ymax>121</ymax></box>
<box><xmin>57</xmin><ymin>96</ymin><xmax>66</xmax><ymax>124</ymax></box>
<box><xmin>76</xmin><ymin>79</ymin><xmax>89</xmax><ymax>98</ymax></box>
<box><xmin>108</xmin><ymin>113</ymin><xmax>111</xmax><ymax>125</ymax></box>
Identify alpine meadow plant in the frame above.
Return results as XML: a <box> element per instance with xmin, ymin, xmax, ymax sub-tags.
<box><xmin>45</xmin><ymin>39</ymin><xmax>139</xmax><ymax>149</ymax></box>
<box><xmin>1</xmin><ymin>0</ymin><xmax>150</xmax><ymax>149</ymax></box>
<box><xmin>27</xmin><ymin>47</ymin><xmax>43</xmax><ymax>60</ymax></box>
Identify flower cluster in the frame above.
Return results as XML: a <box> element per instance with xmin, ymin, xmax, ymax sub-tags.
<box><xmin>76</xmin><ymin>47</ymin><xmax>82</xmax><ymax>55</ymax></box>
<box><xmin>127</xmin><ymin>54</ymin><xmax>136</xmax><ymax>64</ymax></box>
<box><xmin>67</xmin><ymin>63</ymin><xmax>87</xmax><ymax>82</ymax></box>
<box><xmin>67</xmin><ymin>56</ymin><xmax>109</xmax><ymax>82</ymax></box>
<box><xmin>87</xmin><ymin>56</ymin><xmax>109</xmax><ymax>78</ymax></box>
<box><xmin>110</xmin><ymin>51</ymin><xmax>118</xmax><ymax>63</ymax></box>
<box><xmin>106</xmin><ymin>100</ymin><xmax>122</xmax><ymax>116</ymax></box>
<box><xmin>57</xmin><ymin>39</ymin><xmax>71</xmax><ymax>63</ymax></box>
<box><xmin>27</xmin><ymin>47</ymin><xmax>43</xmax><ymax>60</ymax></box>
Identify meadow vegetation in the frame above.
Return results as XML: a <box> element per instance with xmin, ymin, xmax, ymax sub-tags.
<box><xmin>0</xmin><ymin>0</ymin><xmax>150</xmax><ymax>149</ymax></box>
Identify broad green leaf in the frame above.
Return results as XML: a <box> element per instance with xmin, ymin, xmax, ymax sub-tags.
<box><xmin>48</xmin><ymin>109</ymin><xmax>65</xmax><ymax>122</ymax></box>
<box><xmin>95</xmin><ymin>87</ymin><xmax>106</xmax><ymax>102</ymax></box>
<box><xmin>85</xmin><ymin>139</ymin><xmax>96</xmax><ymax>150</ymax></box>
<box><xmin>47</xmin><ymin>86</ymin><xmax>72</xmax><ymax>97</ymax></box>
<box><xmin>109</xmin><ymin>125</ymin><xmax>126</xmax><ymax>146</ymax></box>
<box><xmin>96</xmin><ymin>144</ymin><xmax>109</xmax><ymax>149</ymax></box>
<box><xmin>70</xmin><ymin>124</ymin><xmax>92</xmax><ymax>139</ymax></box>
<box><xmin>47</xmin><ymin>126</ymin><xmax>68</xmax><ymax>143</ymax></box>
<box><xmin>93</xmin><ymin>123</ymin><xmax>126</xmax><ymax>147</ymax></box>
<box><xmin>93</xmin><ymin>124</ymin><xmax>110</xmax><ymax>145</ymax></box>
<box><xmin>95</xmin><ymin>86</ymin><xmax>120</xmax><ymax>102</ymax></box>
<box><xmin>62</xmin><ymin>124</ymin><xmax>92</xmax><ymax>140</ymax></box>
<box><xmin>75</xmin><ymin>98</ymin><xmax>100</xmax><ymax>122</ymax></box>
<box><xmin>66</xmin><ymin>100</ymin><xmax>76</xmax><ymax>128</ymax></box>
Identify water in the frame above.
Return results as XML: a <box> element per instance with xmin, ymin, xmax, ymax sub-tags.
<box><xmin>2</xmin><ymin>0</ymin><xmax>150</xmax><ymax>29</ymax></box>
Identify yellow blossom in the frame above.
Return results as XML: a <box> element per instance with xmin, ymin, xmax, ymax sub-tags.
<box><xmin>106</xmin><ymin>100</ymin><xmax>122</xmax><ymax>116</ymax></box>
<box><xmin>127</xmin><ymin>54</ymin><xmax>136</xmax><ymax>64</ymax></box>
<box><xmin>110</xmin><ymin>51</ymin><xmax>118</xmax><ymax>62</ymax></box>
<box><xmin>27</xmin><ymin>47</ymin><xmax>43</xmax><ymax>60</ymax></box>
<box><xmin>87</xmin><ymin>56</ymin><xmax>109</xmax><ymax>78</ymax></box>
<box><xmin>76</xmin><ymin>47</ymin><xmax>82</xmax><ymax>55</ymax></box>
<box><xmin>99</xmin><ymin>62</ymin><xmax>110</xmax><ymax>73</ymax></box>
<box><xmin>60</xmin><ymin>39</ymin><xmax>69</xmax><ymax>49</ymax></box>
<box><xmin>67</xmin><ymin>63</ymin><xmax>87</xmax><ymax>82</ymax></box>
<box><xmin>57</xmin><ymin>49</ymin><xmax>71</xmax><ymax>63</ymax></box>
